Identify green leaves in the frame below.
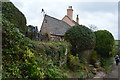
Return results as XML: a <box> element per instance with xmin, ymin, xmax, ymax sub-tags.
<box><xmin>94</xmin><ymin>30</ymin><xmax>114</xmax><ymax>57</ymax></box>
<box><xmin>2</xmin><ymin>2</ymin><xmax>28</xmax><ymax>35</ymax></box>
<box><xmin>2</xmin><ymin>23</ymin><xmax>44</xmax><ymax>78</ymax></box>
<box><xmin>44</xmin><ymin>64</ymin><xmax>68</xmax><ymax>78</ymax></box>
<box><xmin>67</xmin><ymin>54</ymin><xmax>81</xmax><ymax>71</ymax></box>
<box><xmin>64</xmin><ymin>25</ymin><xmax>96</xmax><ymax>53</ymax></box>
<box><xmin>2</xmin><ymin>23</ymin><xmax>70</xmax><ymax>78</ymax></box>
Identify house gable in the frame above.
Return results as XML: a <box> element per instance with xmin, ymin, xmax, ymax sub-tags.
<box><xmin>40</xmin><ymin>15</ymin><xmax>71</xmax><ymax>40</ymax></box>
<box><xmin>62</xmin><ymin>15</ymin><xmax>75</xmax><ymax>26</ymax></box>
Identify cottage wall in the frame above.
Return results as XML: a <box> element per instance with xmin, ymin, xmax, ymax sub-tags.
<box><xmin>62</xmin><ymin>16</ymin><xmax>75</xmax><ymax>26</ymax></box>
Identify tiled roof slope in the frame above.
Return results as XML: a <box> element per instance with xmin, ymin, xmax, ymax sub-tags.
<box><xmin>72</xmin><ymin>20</ymin><xmax>79</xmax><ymax>26</ymax></box>
<box><xmin>44</xmin><ymin>15</ymin><xmax>71</xmax><ymax>36</ymax></box>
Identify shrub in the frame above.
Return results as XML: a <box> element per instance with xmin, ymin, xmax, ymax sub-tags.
<box><xmin>2</xmin><ymin>20</ymin><xmax>44</xmax><ymax>78</ymax></box>
<box><xmin>35</xmin><ymin>41</ymin><xmax>71</xmax><ymax>67</ymax></box>
<box><xmin>100</xmin><ymin>57</ymin><xmax>113</xmax><ymax>73</ymax></box>
<box><xmin>94</xmin><ymin>30</ymin><xmax>114</xmax><ymax>57</ymax></box>
<box><xmin>89</xmin><ymin>50</ymin><xmax>99</xmax><ymax>65</ymax></box>
<box><xmin>67</xmin><ymin>54</ymin><xmax>80</xmax><ymax>71</ymax></box>
<box><xmin>2</xmin><ymin>2</ymin><xmax>28</xmax><ymax>35</ymax></box>
<box><xmin>44</xmin><ymin>64</ymin><xmax>68</xmax><ymax>78</ymax></box>
<box><xmin>64</xmin><ymin>25</ymin><xmax>96</xmax><ymax>54</ymax></box>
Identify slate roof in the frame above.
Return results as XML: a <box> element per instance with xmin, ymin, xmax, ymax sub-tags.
<box><xmin>44</xmin><ymin>15</ymin><xmax>71</xmax><ymax>36</ymax></box>
<box><xmin>72</xmin><ymin>20</ymin><xmax>79</xmax><ymax>26</ymax></box>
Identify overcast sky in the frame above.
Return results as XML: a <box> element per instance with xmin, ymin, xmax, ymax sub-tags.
<box><xmin>10</xmin><ymin>0</ymin><xmax>118</xmax><ymax>40</ymax></box>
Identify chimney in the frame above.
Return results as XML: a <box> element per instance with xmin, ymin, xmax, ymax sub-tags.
<box><xmin>67</xmin><ymin>6</ymin><xmax>73</xmax><ymax>20</ymax></box>
<box><xmin>76</xmin><ymin>15</ymin><xmax>79</xmax><ymax>24</ymax></box>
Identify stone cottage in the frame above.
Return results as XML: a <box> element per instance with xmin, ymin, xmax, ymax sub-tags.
<box><xmin>40</xmin><ymin>6</ymin><xmax>79</xmax><ymax>41</ymax></box>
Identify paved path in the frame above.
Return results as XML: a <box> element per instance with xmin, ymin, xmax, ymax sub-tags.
<box><xmin>104</xmin><ymin>60</ymin><xmax>120</xmax><ymax>80</ymax></box>
<box><xmin>92</xmin><ymin>60</ymin><xmax>120</xmax><ymax>80</ymax></box>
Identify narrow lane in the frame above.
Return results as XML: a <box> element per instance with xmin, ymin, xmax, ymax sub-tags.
<box><xmin>105</xmin><ymin>60</ymin><xmax>120</xmax><ymax>79</ymax></box>
<box><xmin>92</xmin><ymin>60</ymin><xmax>120</xmax><ymax>80</ymax></box>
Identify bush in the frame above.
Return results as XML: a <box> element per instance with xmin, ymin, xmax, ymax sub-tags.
<box><xmin>67</xmin><ymin>54</ymin><xmax>81</xmax><ymax>71</ymax></box>
<box><xmin>89</xmin><ymin>50</ymin><xmax>99</xmax><ymax>65</ymax></box>
<box><xmin>2</xmin><ymin>2</ymin><xmax>28</xmax><ymax>35</ymax></box>
<box><xmin>2</xmin><ymin>17</ymin><xmax>69</xmax><ymax>78</ymax></box>
<box><xmin>94</xmin><ymin>30</ymin><xmax>114</xmax><ymax>57</ymax></box>
<box><xmin>35</xmin><ymin>41</ymin><xmax>71</xmax><ymax>67</ymax></box>
<box><xmin>100</xmin><ymin>57</ymin><xmax>113</xmax><ymax>73</ymax></box>
<box><xmin>2</xmin><ymin>20</ymin><xmax>44</xmax><ymax>78</ymax></box>
<box><xmin>2</xmin><ymin>2</ymin><xmax>70</xmax><ymax>78</ymax></box>
<box><xmin>44</xmin><ymin>64</ymin><xmax>68</xmax><ymax>78</ymax></box>
<box><xmin>64</xmin><ymin>25</ymin><xmax>96</xmax><ymax>54</ymax></box>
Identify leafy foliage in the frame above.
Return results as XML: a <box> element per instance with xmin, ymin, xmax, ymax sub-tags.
<box><xmin>30</xmin><ymin>41</ymin><xmax>71</xmax><ymax>78</ymax></box>
<box><xmin>33</xmin><ymin>41</ymin><xmax>71</xmax><ymax>67</ymax></box>
<box><xmin>94</xmin><ymin>30</ymin><xmax>114</xmax><ymax>57</ymax></box>
<box><xmin>64</xmin><ymin>25</ymin><xmax>96</xmax><ymax>54</ymax></box>
<box><xmin>100</xmin><ymin>57</ymin><xmax>113</xmax><ymax>73</ymax></box>
<box><xmin>27</xmin><ymin>25</ymin><xmax>39</xmax><ymax>40</ymax></box>
<box><xmin>66</xmin><ymin>54</ymin><xmax>95</xmax><ymax>78</ymax></box>
<box><xmin>2</xmin><ymin>20</ymin><xmax>44</xmax><ymax>78</ymax></box>
<box><xmin>2</xmin><ymin>2</ymin><xmax>114</xmax><ymax>78</ymax></box>
<box><xmin>89</xmin><ymin>50</ymin><xmax>99</xmax><ymax>65</ymax></box>
<box><xmin>67</xmin><ymin>54</ymin><xmax>81</xmax><ymax>71</ymax></box>
<box><xmin>44</xmin><ymin>64</ymin><xmax>68</xmax><ymax>78</ymax></box>
<box><xmin>2</xmin><ymin>2</ymin><xmax>44</xmax><ymax>78</ymax></box>
<box><xmin>2</xmin><ymin>15</ymin><xmax>70</xmax><ymax>78</ymax></box>
<box><xmin>2</xmin><ymin>2</ymin><xmax>28</xmax><ymax>35</ymax></box>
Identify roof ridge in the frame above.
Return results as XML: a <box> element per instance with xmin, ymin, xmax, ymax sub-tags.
<box><xmin>62</xmin><ymin>15</ymin><xmax>73</xmax><ymax>21</ymax></box>
<box><xmin>41</xmin><ymin>14</ymin><xmax>71</xmax><ymax>36</ymax></box>
<box><xmin>65</xmin><ymin>15</ymin><xmax>72</xmax><ymax>21</ymax></box>
<box><xmin>60</xmin><ymin>19</ymin><xmax>71</xmax><ymax>27</ymax></box>
<box><xmin>45</xmin><ymin>14</ymin><xmax>71</xmax><ymax>27</ymax></box>
<box><xmin>45</xmin><ymin>14</ymin><xmax>61</xmax><ymax>21</ymax></box>
<box><xmin>72</xmin><ymin>20</ymin><xmax>79</xmax><ymax>25</ymax></box>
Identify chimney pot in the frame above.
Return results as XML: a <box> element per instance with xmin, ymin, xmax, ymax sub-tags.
<box><xmin>77</xmin><ymin>15</ymin><xmax>78</xmax><ymax>17</ymax></box>
<box><xmin>67</xmin><ymin>6</ymin><xmax>73</xmax><ymax>20</ymax></box>
<box><xmin>76</xmin><ymin>15</ymin><xmax>79</xmax><ymax>24</ymax></box>
<box><xmin>69</xmin><ymin>6</ymin><xmax>72</xmax><ymax>8</ymax></box>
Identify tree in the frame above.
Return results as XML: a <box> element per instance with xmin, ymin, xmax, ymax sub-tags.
<box><xmin>27</xmin><ymin>25</ymin><xmax>39</xmax><ymax>40</ymax></box>
<box><xmin>64</xmin><ymin>25</ymin><xmax>96</xmax><ymax>54</ymax></box>
<box><xmin>94</xmin><ymin>30</ymin><xmax>114</xmax><ymax>57</ymax></box>
<box><xmin>88</xmin><ymin>24</ymin><xmax>98</xmax><ymax>31</ymax></box>
<box><xmin>2</xmin><ymin>2</ymin><xmax>28</xmax><ymax>36</ymax></box>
